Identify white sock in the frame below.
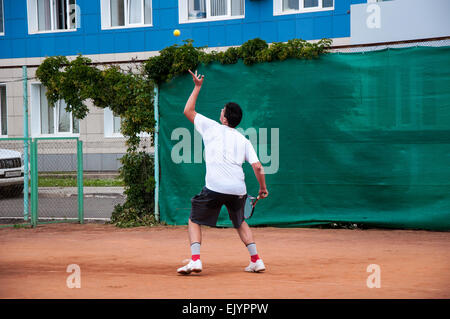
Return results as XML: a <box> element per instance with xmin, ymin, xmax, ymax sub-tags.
<box><xmin>191</xmin><ymin>242</ymin><xmax>201</xmax><ymax>257</ymax></box>
<box><xmin>246</xmin><ymin>243</ymin><xmax>258</xmax><ymax>257</ymax></box>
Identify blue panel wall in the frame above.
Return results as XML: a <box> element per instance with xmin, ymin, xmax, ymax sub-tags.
<box><xmin>0</xmin><ymin>0</ymin><xmax>367</xmax><ymax>59</ymax></box>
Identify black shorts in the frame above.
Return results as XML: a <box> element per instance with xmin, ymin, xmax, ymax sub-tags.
<box><xmin>190</xmin><ymin>187</ymin><xmax>247</xmax><ymax>229</ymax></box>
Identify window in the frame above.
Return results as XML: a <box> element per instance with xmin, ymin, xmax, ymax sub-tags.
<box><xmin>0</xmin><ymin>0</ymin><xmax>4</xmax><ymax>35</ymax></box>
<box><xmin>104</xmin><ymin>107</ymin><xmax>150</xmax><ymax>138</ymax></box>
<box><xmin>179</xmin><ymin>0</ymin><xmax>244</xmax><ymax>23</ymax></box>
<box><xmin>104</xmin><ymin>107</ymin><xmax>123</xmax><ymax>137</ymax></box>
<box><xmin>274</xmin><ymin>0</ymin><xmax>334</xmax><ymax>15</ymax></box>
<box><xmin>31</xmin><ymin>84</ymin><xmax>79</xmax><ymax>136</ymax></box>
<box><xmin>101</xmin><ymin>0</ymin><xmax>152</xmax><ymax>29</ymax></box>
<box><xmin>113</xmin><ymin>113</ymin><xmax>121</xmax><ymax>134</ymax></box>
<box><xmin>0</xmin><ymin>85</ymin><xmax>7</xmax><ymax>135</ymax></box>
<box><xmin>27</xmin><ymin>0</ymin><xmax>77</xmax><ymax>34</ymax></box>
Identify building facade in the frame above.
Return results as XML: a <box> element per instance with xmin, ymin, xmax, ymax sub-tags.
<box><xmin>0</xmin><ymin>0</ymin><xmax>448</xmax><ymax>170</ymax></box>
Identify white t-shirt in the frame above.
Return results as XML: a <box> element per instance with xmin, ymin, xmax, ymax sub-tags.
<box><xmin>194</xmin><ymin>113</ymin><xmax>259</xmax><ymax>195</ymax></box>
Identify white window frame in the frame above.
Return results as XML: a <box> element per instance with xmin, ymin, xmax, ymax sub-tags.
<box><xmin>104</xmin><ymin>107</ymin><xmax>150</xmax><ymax>138</ymax></box>
<box><xmin>30</xmin><ymin>82</ymin><xmax>80</xmax><ymax>138</ymax></box>
<box><xmin>0</xmin><ymin>83</ymin><xmax>7</xmax><ymax>136</ymax></box>
<box><xmin>0</xmin><ymin>0</ymin><xmax>5</xmax><ymax>36</ymax></box>
<box><xmin>26</xmin><ymin>0</ymin><xmax>78</xmax><ymax>35</ymax></box>
<box><xmin>100</xmin><ymin>0</ymin><xmax>153</xmax><ymax>30</ymax></box>
<box><xmin>104</xmin><ymin>107</ymin><xmax>124</xmax><ymax>138</ymax></box>
<box><xmin>179</xmin><ymin>0</ymin><xmax>245</xmax><ymax>24</ymax></box>
<box><xmin>274</xmin><ymin>0</ymin><xmax>334</xmax><ymax>16</ymax></box>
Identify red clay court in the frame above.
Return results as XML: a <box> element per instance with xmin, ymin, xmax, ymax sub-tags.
<box><xmin>0</xmin><ymin>223</ymin><xmax>449</xmax><ymax>299</ymax></box>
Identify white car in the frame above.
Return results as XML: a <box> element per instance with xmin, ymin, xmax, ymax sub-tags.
<box><xmin>0</xmin><ymin>149</ymin><xmax>25</xmax><ymax>197</ymax></box>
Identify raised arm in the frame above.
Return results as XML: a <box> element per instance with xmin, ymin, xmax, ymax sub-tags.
<box><xmin>251</xmin><ymin>162</ymin><xmax>269</xmax><ymax>199</ymax></box>
<box><xmin>184</xmin><ymin>69</ymin><xmax>204</xmax><ymax>124</ymax></box>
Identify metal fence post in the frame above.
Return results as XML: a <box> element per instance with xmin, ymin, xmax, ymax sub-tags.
<box><xmin>154</xmin><ymin>85</ymin><xmax>159</xmax><ymax>222</ymax></box>
<box><xmin>30</xmin><ymin>140</ymin><xmax>38</xmax><ymax>227</ymax></box>
<box><xmin>23</xmin><ymin>67</ymin><xmax>29</xmax><ymax>221</ymax></box>
<box><xmin>77</xmin><ymin>140</ymin><xmax>84</xmax><ymax>224</ymax></box>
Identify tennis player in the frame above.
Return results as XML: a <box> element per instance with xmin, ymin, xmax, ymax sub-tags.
<box><xmin>177</xmin><ymin>70</ymin><xmax>269</xmax><ymax>275</ymax></box>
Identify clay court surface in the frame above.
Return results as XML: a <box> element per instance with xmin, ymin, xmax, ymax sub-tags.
<box><xmin>0</xmin><ymin>223</ymin><xmax>449</xmax><ymax>299</ymax></box>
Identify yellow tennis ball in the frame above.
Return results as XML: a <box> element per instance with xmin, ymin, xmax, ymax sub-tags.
<box><xmin>173</xmin><ymin>29</ymin><xmax>181</xmax><ymax>37</ymax></box>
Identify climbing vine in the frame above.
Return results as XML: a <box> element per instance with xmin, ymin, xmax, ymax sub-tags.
<box><xmin>144</xmin><ymin>38</ymin><xmax>332</xmax><ymax>84</ymax></box>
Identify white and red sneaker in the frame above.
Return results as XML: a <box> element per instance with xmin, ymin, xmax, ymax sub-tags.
<box><xmin>177</xmin><ymin>259</ymin><xmax>202</xmax><ymax>275</ymax></box>
<box><xmin>245</xmin><ymin>259</ymin><xmax>266</xmax><ymax>273</ymax></box>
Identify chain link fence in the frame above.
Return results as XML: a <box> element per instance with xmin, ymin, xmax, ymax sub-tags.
<box><xmin>87</xmin><ymin>135</ymin><xmax>152</xmax><ymax>220</ymax></box>
<box><xmin>1</xmin><ymin>136</ymin><xmax>129</xmax><ymax>226</ymax></box>
<box><xmin>35</xmin><ymin>138</ymin><xmax>81</xmax><ymax>222</ymax></box>
<box><xmin>34</xmin><ymin>137</ymin><xmax>126</xmax><ymax>223</ymax></box>
<box><xmin>0</xmin><ymin>138</ymin><xmax>30</xmax><ymax>226</ymax></box>
<box><xmin>330</xmin><ymin>37</ymin><xmax>450</xmax><ymax>53</ymax></box>
<box><xmin>0</xmin><ymin>137</ymin><xmax>86</xmax><ymax>227</ymax></box>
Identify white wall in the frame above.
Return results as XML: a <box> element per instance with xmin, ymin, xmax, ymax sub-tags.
<box><xmin>351</xmin><ymin>0</ymin><xmax>450</xmax><ymax>44</ymax></box>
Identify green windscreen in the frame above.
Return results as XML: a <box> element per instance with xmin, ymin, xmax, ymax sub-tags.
<box><xmin>158</xmin><ymin>46</ymin><xmax>450</xmax><ymax>230</ymax></box>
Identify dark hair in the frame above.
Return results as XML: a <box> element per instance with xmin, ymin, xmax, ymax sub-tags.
<box><xmin>224</xmin><ymin>102</ymin><xmax>243</xmax><ymax>128</ymax></box>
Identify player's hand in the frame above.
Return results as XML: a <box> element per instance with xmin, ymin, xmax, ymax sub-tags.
<box><xmin>259</xmin><ymin>188</ymin><xmax>269</xmax><ymax>199</ymax></box>
<box><xmin>188</xmin><ymin>69</ymin><xmax>204</xmax><ymax>88</ymax></box>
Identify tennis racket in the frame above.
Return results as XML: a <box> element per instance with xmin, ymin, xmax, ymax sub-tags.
<box><xmin>244</xmin><ymin>195</ymin><xmax>260</xmax><ymax>219</ymax></box>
